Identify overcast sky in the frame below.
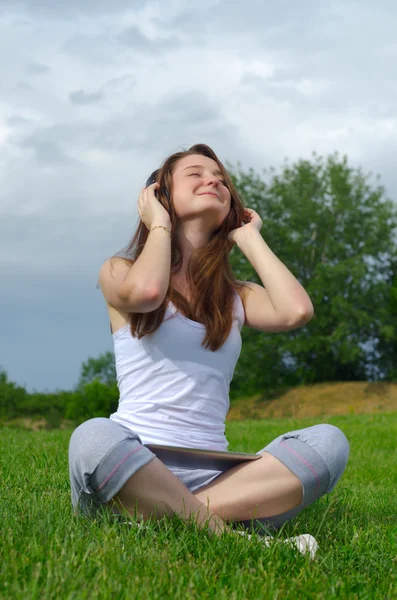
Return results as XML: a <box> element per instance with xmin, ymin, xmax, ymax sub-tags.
<box><xmin>1</xmin><ymin>0</ymin><xmax>396</xmax><ymax>393</ymax></box>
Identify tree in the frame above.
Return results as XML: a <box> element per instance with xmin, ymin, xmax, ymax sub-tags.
<box><xmin>227</xmin><ymin>152</ymin><xmax>397</xmax><ymax>401</ymax></box>
<box><xmin>75</xmin><ymin>351</ymin><xmax>116</xmax><ymax>391</ymax></box>
<box><xmin>0</xmin><ymin>370</ymin><xmax>28</xmax><ymax>420</ymax></box>
<box><xmin>372</xmin><ymin>256</ymin><xmax>397</xmax><ymax>380</ymax></box>
<box><xmin>69</xmin><ymin>352</ymin><xmax>119</xmax><ymax>423</ymax></box>
<box><xmin>66</xmin><ymin>380</ymin><xmax>119</xmax><ymax>423</ymax></box>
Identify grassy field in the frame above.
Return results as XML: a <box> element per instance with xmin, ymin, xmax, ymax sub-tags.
<box><xmin>1</xmin><ymin>412</ymin><xmax>396</xmax><ymax>599</ymax></box>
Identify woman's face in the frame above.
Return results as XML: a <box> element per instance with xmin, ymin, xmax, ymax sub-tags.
<box><xmin>171</xmin><ymin>154</ymin><xmax>231</xmax><ymax>230</ymax></box>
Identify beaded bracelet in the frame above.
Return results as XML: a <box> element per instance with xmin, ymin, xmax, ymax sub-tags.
<box><xmin>150</xmin><ymin>225</ymin><xmax>171</xmax><ymax>238</ymax></box>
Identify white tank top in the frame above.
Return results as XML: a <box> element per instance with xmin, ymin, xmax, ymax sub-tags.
<box><xmin>109</xmin><ymin>291</ymin><xmax>245</xmax><ymax>451</ymax></box>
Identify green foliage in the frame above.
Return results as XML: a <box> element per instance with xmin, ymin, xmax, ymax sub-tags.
<box><xmin>65</xmin><ymin>379</ymin><xmax>119</xmax><ymax>423</ymax></box>
<box><xmin>64</xmin><ymin>353</ymin><xmax>119</xmax><ymax>423</ymax></box>
<box><xmin>0</xmin><ymin>370</ymin><xmax>28</xmax><ymax>420</ymax></box>
<box><xmin>373</xmin><ymin>258</ymin><xmax>397</xmax><ymax>380</ymax></box>
<box><xmin>76</xmin><ymin>351</ymin><xmax>116</xmax><ymax>390</ymax></box>
<box><xmin>228</xmin><ymin>152</ymin><xmax>397</xmax><ymax>401</ymax></box>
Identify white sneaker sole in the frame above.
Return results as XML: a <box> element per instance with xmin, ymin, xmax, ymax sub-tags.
<box><xmin>234</xmin><ymin>531</ymin><xmax>319</xmax><ymax>560</ymax></box>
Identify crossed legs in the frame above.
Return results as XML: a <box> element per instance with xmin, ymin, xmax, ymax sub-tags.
<box><xmin>193</xmin><ymin>452</ymin><xmax>303</xmax><ymax>521</ymax></box>
<box><xmin>110</xmin><ymin>452</ymin><xmax>303</xmax><ymax>532</ymax></box>
<box><xmin>70</xmin><ymin>419</ymin><xmax>348</xmax><ymax>534</ymax></box>
<box><xmin>106</xmin><ymin>424</ymin><xmax>349</xmax><ymax>532</ymax></box>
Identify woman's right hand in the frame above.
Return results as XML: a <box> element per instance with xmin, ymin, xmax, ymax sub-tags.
<box><xmin>138</xmin><ymin>183</ymin><xmax>171</xmax><ymax>230</ymax></box>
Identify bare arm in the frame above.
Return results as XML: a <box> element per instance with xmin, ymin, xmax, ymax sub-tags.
<box><xmin>99</xmin><ymin>219</ymin><xmax>172</xmax><ymax>312</ymax></box>
<box><xmin>120</xmin><ymin>220</ymin><xmax>172</xmax><ymax>303</ymax></box>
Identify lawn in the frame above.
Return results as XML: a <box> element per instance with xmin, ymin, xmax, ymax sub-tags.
<box><xmin>1</xmin><ymin>413</ymin><xmax>396</xmax><ymax>599</ymax></box>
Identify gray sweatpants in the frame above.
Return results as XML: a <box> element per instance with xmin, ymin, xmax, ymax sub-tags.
<box><xmin>68</xmin><ymin>418</ymin><xmax>349</xmax><ymax>531</ymax></box>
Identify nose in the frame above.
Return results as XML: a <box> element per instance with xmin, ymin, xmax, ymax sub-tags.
<box><xmin>204</xmin><ymin>174</ymin><xmax>219</xmax><ymax>186</ymax></box>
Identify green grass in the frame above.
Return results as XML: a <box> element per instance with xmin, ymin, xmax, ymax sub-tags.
<box><xmin>1</xmin><ymin>413</ymin><xmax>396</xmax><ymax>599</ymax></box>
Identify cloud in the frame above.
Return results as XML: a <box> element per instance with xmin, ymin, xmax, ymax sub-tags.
<box><xmin>11</xmin><ymin>90</ymin><xmax>248</xmax><ymax>159</ymax></box>
<box><xmin>118</xmin><ymin>25</ymin><xmax>181</xmax><ymax>54</ymax></box>
<box><xmin>20</xmin><ymin>136</ymin><xmax>80</xmax><ymax>166</ymax></box>
<box><xmin>69</xmin><ymin>89</ymin><xmax>105</xmax><ymax>105</ymax></box>
<box><xmin>62</xmin><ymin>25</ymin><xmax>181</xmax><ymax>65</ymax></box>
<box><xmin>15</xmin><ymin>81</ymin><xmax>34</xmax><ymax>92</ymax></box>
<box><xmin>24</xmin><ymin>61</ymin><xmax>50</xmax><ymax>76</ymax></box>
<box><xmin>2</xmin><ymin>0</ymin><xmax>151</xmax><ymax>18</ymax></box>
<box><xmin>6</xmin><ymin>114</ymin><xmax>32</xmax><ymax>127</ymax></box>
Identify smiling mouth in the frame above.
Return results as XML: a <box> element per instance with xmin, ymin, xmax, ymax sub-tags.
<box><xmin>199</xmin><ymin>193</ymin><xmax>219</xmax><ymax>199</ymax></box>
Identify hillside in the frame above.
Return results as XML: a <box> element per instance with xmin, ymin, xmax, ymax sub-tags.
<box><xmin>227</xmin><ymin>381</ymin><xmax>397</xmax><ymax>420</ymax></box>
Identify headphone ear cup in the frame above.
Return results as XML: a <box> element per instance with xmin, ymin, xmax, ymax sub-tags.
<box><xmin>145</xmin><ymin>170</ymin><xmax>158</xmax><ymax>188</ymax></box>
<box><xmin>145</xmin><ymin>169</ymin><xmax>170</xmax><ymax>201</ymax></box>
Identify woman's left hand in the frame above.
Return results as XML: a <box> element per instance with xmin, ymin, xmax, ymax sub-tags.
<box><xmin>227</xmin><ymin>208</ymin><xmax>263</xmax><ymax>244</ymax></box>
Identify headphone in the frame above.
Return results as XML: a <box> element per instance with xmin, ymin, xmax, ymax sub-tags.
<box><xmin>145</xmin><ymin>169</ymin><xmax>170</xmax><ymax>202</ymax></box>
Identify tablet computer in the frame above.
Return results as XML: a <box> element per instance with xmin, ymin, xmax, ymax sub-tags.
<box><xmin>144</xmin><ymin>443</ymin><xmax>261</xmax><ymax>470</ymax></box>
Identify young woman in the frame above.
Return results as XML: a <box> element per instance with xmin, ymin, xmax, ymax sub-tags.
<box><xmin>68</xmin><ymin>143</ymin><xmax>349</xmax><ymax>544</ymax></box>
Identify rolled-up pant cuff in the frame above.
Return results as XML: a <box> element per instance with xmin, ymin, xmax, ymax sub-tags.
<box><xmin>263</xmin><ymin>437</ymin><xmax>330</xmax><ymax>505</ymax></box>
<box><xmin>90</xmin><ymin>439</ymin><xmax>156</xmax><ymax>504</ymax></box>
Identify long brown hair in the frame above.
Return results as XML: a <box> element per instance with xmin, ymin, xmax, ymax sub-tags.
<box><xmin>110</xmin><ymin>143</ymin><xmax>249</xmax><ymax>351</ymax></box>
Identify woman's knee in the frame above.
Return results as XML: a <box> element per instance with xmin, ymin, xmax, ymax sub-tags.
<box><xmin>68</xmin><ymin>418</ymin><xmax>113</xmax><ymax>488</ymax></box>
<box><xmin>70</xmin><ymin>417</ymin><xmax>114</xmax><ymax>440</ymax></box>
<box><xmin>300</xmin><ymin>424</ymin><xmax>350</xmax><ymax>493</ymax></box>
<box><xmin>69</xmin><ymin>418</ymin><xmax>130</xmax><ymax>456</ymax></box>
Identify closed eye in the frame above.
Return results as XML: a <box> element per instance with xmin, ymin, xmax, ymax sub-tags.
<box><xmin>189</xmin><ymin>173</ymin><xmax>227</xmax><ymax>185</ymax></box>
